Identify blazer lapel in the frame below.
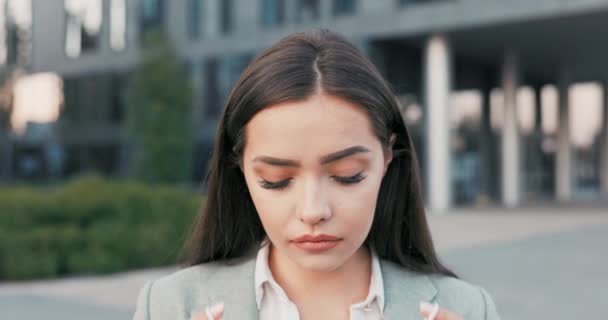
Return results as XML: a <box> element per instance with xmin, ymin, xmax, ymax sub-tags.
<box><xmin>195</xmin><ymin>257</ymin><xmax>259</xmax><ymax>320</ymax></box>
<box><xmin>381</xmin><ymin>260</ymin><xmax>438</xmax><ymax>320</ymax></box>
<box><xmin>190</xmin><ymin>257</ymin><xmax>437</xmax><ymax>320</ymax></box>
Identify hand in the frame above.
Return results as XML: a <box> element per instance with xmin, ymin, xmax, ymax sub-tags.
<box><xmin>190</xmin><ymin>302</ymin><xmax>224</xmax><ymax>320</ymax></box>
<box><xmin>420</xmin><ymin>301</ymin><xmax>463</xmax><ymax>320</ymax></box>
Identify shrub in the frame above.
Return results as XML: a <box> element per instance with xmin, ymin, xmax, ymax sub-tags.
<box><xmin>0</xmin><ymin>175</ymin><xmax>201</xmax><ymax>280</ymax></box>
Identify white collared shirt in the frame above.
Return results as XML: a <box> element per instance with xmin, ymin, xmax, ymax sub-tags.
<box><xmin>254</xmin><ymin>242</ymin><xmax>385</xmax><ymax>320</ymax></box>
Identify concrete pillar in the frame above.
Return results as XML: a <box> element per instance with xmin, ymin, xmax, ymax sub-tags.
<box><xmin>205</xmin><ymin>0</ymin><xmax>220</xmax><ymax>37</ymax></box>
<box><xmin>555</xmin><ymin>72</ymin><xmax>572</xmax><ymax>202</ymax></box>
<box><xmin>601</xmin><ymin>82</ymin><xmax>608</xmax><ymax>197</ymax></box>
<box><xmin>479</xmin><ymin>85</ymin><xmax>494</xmax><ymax>203</ymax></box>
<box><xmin>424</xmin><ymin>34</ymin><xmax>452</xmax><ymax>213</ymax></box>
<box><xmin>501</xmin><ymin>51</ymin><xmax>521</xmax><ymax>208</ymax></box>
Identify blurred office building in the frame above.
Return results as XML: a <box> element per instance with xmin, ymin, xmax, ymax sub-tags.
<box><xmin>1</xmin><ymin>0</ymin><xmax>608</xmax><ymax>211</ymax></box>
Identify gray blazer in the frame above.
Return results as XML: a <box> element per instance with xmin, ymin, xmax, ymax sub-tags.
<box><xmin>133</xmin><ymin>257</ymin><xmax>500</xmax><ymax>320</ymax></box>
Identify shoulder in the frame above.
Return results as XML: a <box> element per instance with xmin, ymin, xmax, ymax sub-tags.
<box><xmin>426</xmin><ymin>274</ymin><xmax>500</xmax><ymax>320</ymax></box>
<box><xmin>380</xmin><ymin>259</ymin><xmax>500</xmax><ymax>320</ymax></box>
<box><xmin>133</xmin><ymin>258</ymin><xmax>256</xmax><ymax>320</ymax></box>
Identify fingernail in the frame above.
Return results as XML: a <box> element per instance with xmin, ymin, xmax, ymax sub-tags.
<box><xmin>419</xmin><ymin>301</ymin><xmax>434</xmax><ymax>313</ymax></box>
<box><xmin>208</xmin><ymin>302</ymin><xmax>224</xmax><ymax>318</ymax></box>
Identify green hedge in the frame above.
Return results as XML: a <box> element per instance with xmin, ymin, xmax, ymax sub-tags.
<box><xmin>0</xmin><ymin>175</ymin><xmax>201</xmax><ymax>280</ymax></box>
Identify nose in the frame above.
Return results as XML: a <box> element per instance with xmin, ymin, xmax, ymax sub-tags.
<box><xmin>296</xmin><ymin>176</ymin><xmax>331</xmax><ymax>225</ymax></box>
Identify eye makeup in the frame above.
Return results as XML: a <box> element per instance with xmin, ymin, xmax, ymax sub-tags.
<box><xmin>258</xmin><ymin>171</ymin><xmax>367</xmax><ymax>190</ymax></box>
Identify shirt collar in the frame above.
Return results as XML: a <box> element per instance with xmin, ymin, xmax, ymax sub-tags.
<box><xmin>254</xmin><ymin>240</ymin><xmax>385</xmax><ymax>313</ymax></box>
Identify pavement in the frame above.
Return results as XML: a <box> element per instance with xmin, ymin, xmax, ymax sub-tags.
<box><xmin>1</xmin><ymin>204</ymin><xmax>607</xmax><ymax>320</ymax></box>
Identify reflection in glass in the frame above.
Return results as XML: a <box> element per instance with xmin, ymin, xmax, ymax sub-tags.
<box><xmin>65</xmin><ymin>0</ymin><xmax>103</xmax><ymax>58</ymax></box>
<box><xmin>110</xmin><ymin>0</ymin><xmax>126</xmax><ymax>51</ymax></box>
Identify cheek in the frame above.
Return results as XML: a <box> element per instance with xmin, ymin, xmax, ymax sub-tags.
<box><xmin>332</xmin><ymin>173</ymin><xmax>384</xmax><ymax>229</ymax></box>
<box><xmin>243</xmin><ymin>174</ymin><xmax>291</xmax><ymax>234</ymax></box>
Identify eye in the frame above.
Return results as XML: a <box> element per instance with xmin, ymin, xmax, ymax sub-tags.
<box><xmin>259</xmin><ymin>178</ymin><xmax>291</xmax><ymax>190</ymax></box>
<box><xmin>259</xmin><ymin>172</ymin><xmax>366</xmax><ymax>190</ymax></box>
<box><xmin>332</xmin><ymin>172</ymin><xmax>366</xmax><ymax>185</ymax></box>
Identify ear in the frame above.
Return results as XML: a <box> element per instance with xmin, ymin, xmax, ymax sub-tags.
<box><xmin>383</xmin><ymin>133</ymin><xmax>396</xmax><ymax>175</ymax></box>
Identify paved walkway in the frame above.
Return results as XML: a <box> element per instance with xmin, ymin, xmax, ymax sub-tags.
<box><xmin>1</xmin><ymin>205</ymin><xmax>607</xmax><ymax>319</ymax></box>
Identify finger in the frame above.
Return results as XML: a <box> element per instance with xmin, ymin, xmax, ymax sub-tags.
<box><xmin>419</xmin><ymin>301</ymin><xmax>463</xmax><ymax>320</ymax></box>
<box><xmin>191</xmin><ymin>302</ymin><xmax>225</xmax><ymax>320</ymax></box>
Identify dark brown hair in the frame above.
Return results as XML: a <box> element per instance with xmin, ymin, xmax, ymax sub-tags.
<box><xmin>182</xmin><ymin>30</ymin><xmax>456</xmax><ymax>277</ymax></box>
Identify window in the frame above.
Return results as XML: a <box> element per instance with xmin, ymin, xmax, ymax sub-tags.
<box><xmin>204</xmin><ymin>57</ymin><xmax>220</xmax><ymax>117</ymax></box>
<box><xmin>110</xmin><ymin>0</ymin><xmax>127</xmax><ymax>51</ymax></box>
<box><xmin>204</xmin><ymin>53</ymin><xmax>253</xmax><ymax>117</ymax></box>
<box><xmin>1</xmin><ymin>0</ymin><xmax>32</xmax><ymax>65</ymax></box>
<box><xmin>140</xmin><ymin>0</ymin><xmax>164</xmax><ymax>39</ymax></box>
<box><xmin>399</xmin><ymin>0</ymin><xmax>434</xmax><ymax>5</ymax></box>
<box><xmin>296</xmin><ymin>0</ymin><xmax>319</xmax><ymax>23</ymax></box>
<box><xmin>220</xmin><ymin>0</ymin><xmax>232</xmax><ymax>34</ymax></box>
<box><xmin>332</xmin><ymin>0</ymin><xmax>356</xmax><ymax>16</ymax></box>
<box><xmin>260</xmin><ymin>0</ymin><xmax>284</xmax><ymax>27</ymax></box>
<box><xmin>187</xmin><ymin>0</ymin><xmax>203</xmax><ymax>40</ymax></box>
<box><xmin>65</xmin><ymin>0</ymin><xmax>103</xmax><ymax>58</ymax></box>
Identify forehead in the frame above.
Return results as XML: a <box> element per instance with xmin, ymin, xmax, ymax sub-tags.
<box><xmin>243</xmin><ymin>94</ymin><xmax>379</xmax><ymax>159</ymax></box>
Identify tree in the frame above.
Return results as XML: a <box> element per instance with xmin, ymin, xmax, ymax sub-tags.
<box><xmin>126</xmin><ymin>32</ymin><xmax>193</xmax><ymax>184</ymax></box>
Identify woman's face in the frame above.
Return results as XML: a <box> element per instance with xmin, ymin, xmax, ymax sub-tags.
<box><xmin>241</xmin><ymin>93</ymin><xmax>393</xmax><ymax>272</ymax></box>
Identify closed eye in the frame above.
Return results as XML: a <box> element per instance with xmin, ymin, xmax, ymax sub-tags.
<box><xmin>258</xmin><ymin>172</ymin><xmax>366</xmax><ymax>190</ymax></box>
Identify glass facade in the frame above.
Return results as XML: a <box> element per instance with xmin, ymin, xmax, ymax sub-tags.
<box><xmin>261</xmin><ymin>0</ymin><xmax>284</xmax><ymax>27</ymax></box>
<box><xmin>332</xmin><ymin>0</ymin><xmax>356</xmax><ymax>16</ymax></box>
<box><xmin>204</xmin><ymin>53</ymin><xmax>254</xmax><ymax>117</ymax></box>
<box><xmin>220</xmin><ymin>0</ymin><xmax>233</xmax><ymax>34</ymax></box>
<box><xmin>59</xmin><ymin>72</ymin><xmax>128</xmax><ymax>179</ymax></box>
<box><xmin>450</xmin><ymin>91</ymin><xmax>483</xmax><ymax>205</ymax></box>
<box><xmin>139</xmin><ymin>0</ymin><xmax>164</xmax><ymax>39</ymax></box>
<box><xmin>399</xmin><ymin>0</ymin><xmax>437</xmax><ymax>5</ymax></box>
<box><xmin>187</xmin><ymin>0</ymin><xmax>203</xmax><ymax>40</ymax></box>
<box><xmin>296</xmin><ymin>0</ymin><xmax>320</xmax><ymax>23</ymax></box>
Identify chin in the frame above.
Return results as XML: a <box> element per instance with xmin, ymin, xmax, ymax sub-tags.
<box><xmin>287</xmin><ymin>249</ymin><xmax>351</xmax><ymax>273</ymax></box>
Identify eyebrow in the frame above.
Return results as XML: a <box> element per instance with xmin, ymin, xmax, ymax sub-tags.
<box><xmin>252</xmin><ymin>146</ymin><xmax>371</xmax><ymax>167</ymax></box>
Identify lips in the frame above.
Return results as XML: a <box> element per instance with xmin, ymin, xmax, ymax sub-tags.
<box><xmin>291</xmin><ymin>234</ymin><xmax>342</xmax><ymax>252</ymax></box>
<box><xmin>292</xmin><ymin>234</ymin><xmax>341</xmax><ymax>242</ymax></box>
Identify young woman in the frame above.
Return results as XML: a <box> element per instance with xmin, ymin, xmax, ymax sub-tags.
<box><xmin>133</xmin><ymin>30</ymin><xmax>500</xmax><ymax>320</ymax></box>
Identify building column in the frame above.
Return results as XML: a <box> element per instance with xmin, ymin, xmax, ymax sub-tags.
<box><xmin>601</xmin><ymin>82</ymin><xmax>608</xmax><ymax>197</ymax></box>
<box><xmin>555</xmin><ymin>71</ymin><xmax>572</xmax><ymax>202</ymax></box>
<box><xmin>205</xmin><ymin>0</ymin><xmax>220</xmax><ymax>37</ymax></box>
<box><xmin>479</xmin><ymin>84</ymin><xmax>494</xmax><ymax>203</ymax></box>
<box><xmin>501</xmin><ymin>51</ymin><xmax>521</xmax><ymax>208</ymax></box>
<box><xmin>424</xmin><ymin>34</ymin><xmax>452</xmax><ymax>213</ymax></box>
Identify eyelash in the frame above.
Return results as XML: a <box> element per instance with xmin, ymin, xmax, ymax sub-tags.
<box><xmin>259</xmin><ymin>172</ymin><xmax>367</xmax><ymax>190</ymax></box>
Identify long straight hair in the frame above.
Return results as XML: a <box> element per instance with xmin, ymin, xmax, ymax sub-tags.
<box><xmin>182</xmin><ymin>30</ymin><xmax>455</xmax><ymax>277</ymax></box>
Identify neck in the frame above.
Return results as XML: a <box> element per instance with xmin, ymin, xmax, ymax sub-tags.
<box><xmin>268</xmin><ymin>244</ymin><xmax>372</xmax><ymax>305</ymax></box>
